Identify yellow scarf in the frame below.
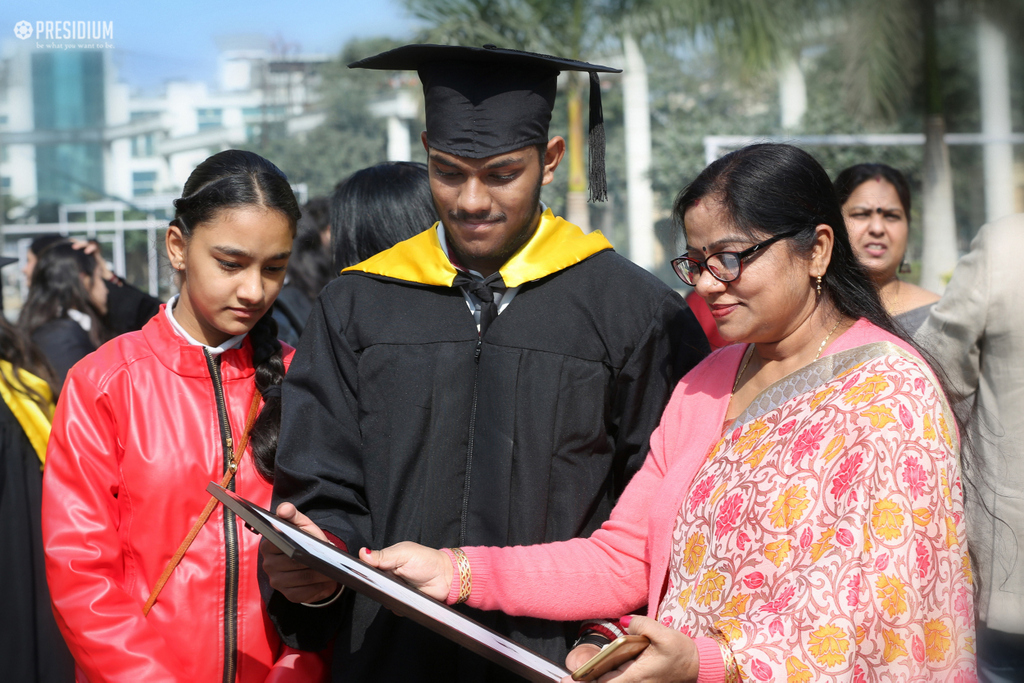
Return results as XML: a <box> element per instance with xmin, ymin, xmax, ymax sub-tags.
<box><xmin>0</xmin><ymin>360</ymin><xmax>54</xmax><ymax>468</ymax></box>
<box><xmin>343</xmin><ymin>209</ymin><xmax>613</xmax><ymax>288</ymax></box>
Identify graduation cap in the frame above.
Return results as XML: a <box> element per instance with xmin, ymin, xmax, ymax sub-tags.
<box><xmin>350</xmin><ymin>44</ymin><xmax>620</xmax><ymax>202</ymax></box>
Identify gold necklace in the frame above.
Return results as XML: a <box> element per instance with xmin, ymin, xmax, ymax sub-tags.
<box><xmin>733</xmin><ymin>346</ymin><xmax>753</xmax><ymax>393</ymax></box>
<box><xmin>734</xmin><ymin>318</ymin><xmax>842</xmax><ymax>393</ymax></box>
<box><xmin>815</xmin><ymin>318</ymin><xmax>842</xmax><ymax>360</ymax></box>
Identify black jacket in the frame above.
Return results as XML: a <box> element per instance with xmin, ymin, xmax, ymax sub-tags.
<box><xmin>268</xmin><ymin>214</ymin><xmax>709</xmax><ymax>682</ymax></box>
<box><xmin>31</xmin><ymin>318</ymin><xmax>95</xmax><ymax>391</ymax></box>
<box><xmin>104</xmin><ymin>278</ymin><xmax>161</xmax><ymax>337</ymax></box>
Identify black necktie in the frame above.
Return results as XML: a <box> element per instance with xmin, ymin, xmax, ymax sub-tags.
<box><xmin>453</xmin><ymin>271</ymin><xmax>505</xmax><ymax>336</ymax></box>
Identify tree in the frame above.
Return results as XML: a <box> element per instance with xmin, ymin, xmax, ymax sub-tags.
<box><xmin>245</xmin><ymin>37</ymin><xmax>418</xmax><ymax>198</ymax></box>
<box><xmin>837</xmin><ymin>0</ymin><xmax>1024</xmax><ymax>290</ymax></box>
<box><xmin>399</xmin><ymin>0</ymin><xmax>818</xmax><ymax>233</ymax></box>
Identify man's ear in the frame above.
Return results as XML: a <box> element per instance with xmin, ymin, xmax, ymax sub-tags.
<box><xmin>421</xmin><ymin>131</ymin><xmax>430</xmax><ymax>154</ymax></box>
<box><xmin>541</xmin><ymin>136</ymin><xmax>566</xmax><ymax>186</ymax></box>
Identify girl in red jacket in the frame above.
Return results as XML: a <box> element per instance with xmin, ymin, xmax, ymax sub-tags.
<box><xmin>41</xmin><ymin>150</ymin><xmax>327</xmax><ymax>682</ymax></box>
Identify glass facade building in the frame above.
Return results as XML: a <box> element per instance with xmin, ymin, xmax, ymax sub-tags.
<box><xmin>31</xmin><ymin>51</ymin><xmax>105</xmax><ymax>210</ymax></box>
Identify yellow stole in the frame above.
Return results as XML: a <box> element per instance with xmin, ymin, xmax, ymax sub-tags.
<box><xmin>0</xmin><ymin>360</ymin><xmax>54</xmax><ymax>468</ymax></box>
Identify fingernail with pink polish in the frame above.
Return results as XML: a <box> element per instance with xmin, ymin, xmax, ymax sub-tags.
<box><xmin>620</xmin><ymin>615</ymin><xmax>633</xmax><ymax>629</ymax></box>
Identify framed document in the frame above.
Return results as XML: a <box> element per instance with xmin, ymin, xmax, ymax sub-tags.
<box><xmin>208</xmin><ymin>483</ymin><xmax>570</xmax><ymax>683</ymax></box>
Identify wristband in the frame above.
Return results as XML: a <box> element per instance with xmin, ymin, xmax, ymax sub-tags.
<box><xmin>301</xmin><ymin>584</ymin><xmax>344</xmax><ymax>608</ymax></box>
<box><xmin>448</xmin><ymin>547</ymin><xmax>472</xmax><ymax>604</ymax></box>
<box><xmin>708</xmin><ymin>628</ymin><xmax>741</xmax><ymax>683</ymax></box>
<box><xmin>573</xmin><ymin>633</ymin><xmax>612</xmax><ymax>650</ymax></box>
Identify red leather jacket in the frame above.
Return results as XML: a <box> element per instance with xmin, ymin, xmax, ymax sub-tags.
<box><xmin>42</xmin><ymin>309</ymin><xmax>327</xmax><ymax>682</ymax></box>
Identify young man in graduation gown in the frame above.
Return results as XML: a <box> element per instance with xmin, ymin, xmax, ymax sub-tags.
<box><xmin>261</xmin><ymin>44</ymin><xmax>710</xmax><ymax>682</ymax></box>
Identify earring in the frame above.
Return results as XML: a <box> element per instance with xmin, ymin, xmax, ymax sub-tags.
<box><xmin>899</xmin><ymin>260</ymin><xmax>912</xmax><ymax>275</ymax></box>
<box><xmin>816</xmin><ymin>275</ymin><xmax>822</xmax><ymax>296</ymax></box>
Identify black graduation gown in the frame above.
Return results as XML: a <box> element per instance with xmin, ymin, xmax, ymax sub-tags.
<box><xmin>0</xmin><ymin>398</ymin><xmax>74</xmax><ymax>681</ymax></box>
<box><xmin>268</xmin><ymin>215</ymin><xmax>709</xmax><ymax>682</ymax></box>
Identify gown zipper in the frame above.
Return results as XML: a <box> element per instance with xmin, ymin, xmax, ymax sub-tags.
<box><xmin>204</xmin><ymin>349</ymin><xmax>238</xmax><ymax>683</ymax></box>
<box><xmin>459</xmin><ymin>337</ymin><xmax>483</xmax><ymax>545</ymax></box>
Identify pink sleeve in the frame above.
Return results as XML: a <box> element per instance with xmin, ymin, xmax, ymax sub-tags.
<box><xmin>449</xmin><ymin>383</ymin><xmax>691</xmax><ymax>621</ymax></box>
<box><xmin>693</xmin><ymin>638</ymin><xmax>725</xmax><ymax>683</ymax></box>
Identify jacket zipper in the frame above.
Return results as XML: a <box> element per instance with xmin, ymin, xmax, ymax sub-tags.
<box><xmin>458</xmin><ymin>338</ymin><xmax>483</xmax><ymax>545</ymax></box>
<box><xmin>204</xmin><ymin>349</ymin><xmax>238</xmax><ymax>683</ymax></box>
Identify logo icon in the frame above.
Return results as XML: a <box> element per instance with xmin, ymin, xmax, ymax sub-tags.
<box><xmin>14</xmin><ymin>21</ymin><xmax>32</xmax><ymax>40</ymax></box>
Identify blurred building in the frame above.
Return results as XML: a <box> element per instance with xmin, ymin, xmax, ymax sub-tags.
<box><xmin>0</xmin><ymin>36</ymin><xmax>321</xmax><ymax>312</ymax></box>
<box><xmin>0</xmin><ymin>35</ymin><xmax>326</xmax><ymax>223</ymax></box>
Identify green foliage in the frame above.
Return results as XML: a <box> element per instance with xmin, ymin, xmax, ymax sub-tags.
<box><xmin>245</xmin><ymin>37</ymin><xmax>425</xmax><ymax>197</ymax></box>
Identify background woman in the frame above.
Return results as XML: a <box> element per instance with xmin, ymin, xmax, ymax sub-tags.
<box><xmin>329</xmin><ymin>160</ymin><xmax>437</xmax><ymax>272</ymax></box>
<box><xmin>18</xmin><ymin>241</ymin><xmax>108</xmax><ymax>390</ymax></box>
<box><xmin>835</xmin><ymin>163</ymin><xmax>939</xmax><ymax>335</ymax></box>
<box><xmin>354</xmin><ymin>144</ymin><xmax>975</xmax><ymax>681</ymax></box>
<box><xmin>41</xmin><ymin>150</ymin><xmax>326</xmax><ymax>682</ymax></box>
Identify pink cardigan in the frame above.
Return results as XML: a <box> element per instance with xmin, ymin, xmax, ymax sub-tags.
<box><xmin>456</xmin><ymin>320</ymin><xmax>919</xmax><ymax>682</ymax></box>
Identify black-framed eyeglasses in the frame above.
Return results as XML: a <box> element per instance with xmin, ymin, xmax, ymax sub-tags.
<box><xmin>671</xmin><ymin>228</ymin><xmax>803</xmax><ymax>287</ymax></box>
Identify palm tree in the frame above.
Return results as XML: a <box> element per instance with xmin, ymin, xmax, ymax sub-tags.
<box><xmin>399</xmin><ymin>0</ymin><xmax>817</xmax><ymax>232</ymax></box>
<box><xmin>838</xmin><ymin>0</ymin><xmax>1024</xmax><ymax>291</ymax></box>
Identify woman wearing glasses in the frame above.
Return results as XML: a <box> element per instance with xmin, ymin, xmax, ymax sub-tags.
<box><xmin>356</xmin><ymin>143</ymin><xmax>976</xmax><ymax>681</ymax></box>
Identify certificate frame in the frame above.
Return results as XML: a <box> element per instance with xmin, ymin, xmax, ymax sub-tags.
<box><xmin>208</xmin><ymin>483</ymin><xmax>569</xmax><ymax>683</ymax></box>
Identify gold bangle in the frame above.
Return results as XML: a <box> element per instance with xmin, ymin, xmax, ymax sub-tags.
<box><xmin>708</xmin><ymin>627</ymin><xmax>741</xmax><ymax>683</ymax></box>
<box><xmin>449</xmin><ymin>547</ymin><xmax>472</xmax><ymax>604</ymax></box>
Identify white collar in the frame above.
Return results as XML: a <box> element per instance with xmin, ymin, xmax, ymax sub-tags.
<box><xmin>67</xmin><ymin>308</ymin><xmax>92</xmax><ymax>333</ymax></box>
<box><xmin>165</xmin><ymin>294</ymin><xmax>246</xmax><ymax>356</ymax></box>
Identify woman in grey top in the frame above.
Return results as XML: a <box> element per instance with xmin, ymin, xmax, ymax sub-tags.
<box><xmin>835</xmin><ymin>163</ymin><xmax>939</xmax><ymax>335</ymax></box>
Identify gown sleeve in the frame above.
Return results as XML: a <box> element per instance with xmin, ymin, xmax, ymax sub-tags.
<box><xmin>42</xmin><ymin>365</ymin><xmax>182</xmax><ymax>681</ymax></box>
<box><xmin>264</xmin><ymin>290</ymin><xmax>363</xmax><ymax>650</ymax></box>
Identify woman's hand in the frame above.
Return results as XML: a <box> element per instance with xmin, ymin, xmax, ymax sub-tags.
<box><xmin>561</xmin><ymin>615</ymin><xmax>699</xmax><ymax>683</ymax></box>
<box><xmin>361</xmin><ymin>542</ymin><xmax>454</xmax><ymax>602</ymax></box>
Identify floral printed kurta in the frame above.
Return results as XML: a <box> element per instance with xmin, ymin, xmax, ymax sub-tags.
<box><xmin>658</xmin><ymin>342</ymin><xmax>975</xmax><ymax>681</ymax></box>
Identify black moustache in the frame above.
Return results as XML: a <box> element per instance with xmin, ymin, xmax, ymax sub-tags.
<box><xmin>449</xmin><ymin>212</ymin><xmax>507</xmax><ymax>223</ymax></box>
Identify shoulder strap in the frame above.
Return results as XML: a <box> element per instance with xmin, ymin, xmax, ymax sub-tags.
<box><xmin>143</xmin><ymin>389</ymin><xmax>263</xmax><ymax>616</ymax></box>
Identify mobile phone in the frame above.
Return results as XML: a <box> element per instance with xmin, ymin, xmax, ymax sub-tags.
<box><xmin>570</xmin><ymin>634</ymin><xmax>650</xmax><ymax>681</ymax></box>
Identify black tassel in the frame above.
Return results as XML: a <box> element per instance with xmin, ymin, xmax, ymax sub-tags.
<box><xmin>588</xmin><ymin>71</ymin><xmax>608</xmax><ymax>203</ymax></box>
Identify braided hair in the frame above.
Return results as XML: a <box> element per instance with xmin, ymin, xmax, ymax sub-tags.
<box><xmin>172</xmin><ymin>149</ymin><xmax>300</xmax><ymax>482</ymax></box>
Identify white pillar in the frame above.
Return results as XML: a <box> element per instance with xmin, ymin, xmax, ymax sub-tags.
<box><xmin>920</xmin><ymin>116</ymin><xmax>958</xmax><ymax>293</ymax></box>
<box><xmin>386</xmin><ymin>116</ymin><xmax>411</xmax><ymax>162</ymax></box>
<box><xmin>779</xmin><ymin>54</ymin><xmax>807</xmax><ymax>131</ymax></box>
<box><xmin>978</xmin><ymin>18</ymin><xmax>1015</xmax><ymax>223</ymax></box>
<box><xmin>622</xmin><ymin>34</ymin><xmax>655</xmax><ymax>271</ymax></box>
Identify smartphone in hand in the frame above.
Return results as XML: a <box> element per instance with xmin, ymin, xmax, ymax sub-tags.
<box><xmin>571</xmin><ymin>634</ymin><xmax>650</xmax><ymax>681</ymax></box>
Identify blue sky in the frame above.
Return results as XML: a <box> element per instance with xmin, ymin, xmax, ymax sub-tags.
<box><xmin>0</xmin><ymin>0</ymin><xmax>420</xmax><ymax>90</ymax></box>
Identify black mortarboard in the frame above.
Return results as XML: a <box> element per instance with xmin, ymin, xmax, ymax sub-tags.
<box><xmin>349</xmin><ymin>44</ymin><xmax>620</xmax><ymax>202</ymax></box>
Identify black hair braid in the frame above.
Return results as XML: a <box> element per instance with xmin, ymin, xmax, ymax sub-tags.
<box><xmin>247</xmin><ymin>309</ymin><xmax>284</xmax><ymax>482</ymax></box>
